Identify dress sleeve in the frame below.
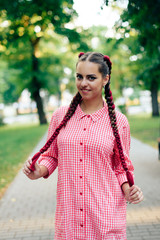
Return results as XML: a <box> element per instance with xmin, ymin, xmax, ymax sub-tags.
<box><xmin>38</xmin><ymin>110</ymin><xmax>59</xmax><ymax>178</ymax></box>
<box><xmin>113</xmin><ymin>113</ymin><xmax>134</xmax><ymax>186</ymax></box>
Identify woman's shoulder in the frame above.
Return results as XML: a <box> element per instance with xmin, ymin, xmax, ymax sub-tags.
<box><xmin>53</xmin><ymin>106</ymin><xmax>69</xmax><ymax>118</ymax></box>
<box><xmin>54</xmin><ymin>105</ymin><xmax>69</xmax><ymax>115</ymax></box>
<box><xmin>50</xmin><ymin>105</ymin><xmax>69</xmax><ymax>124</ymax></box>
<box><xmin>115</xmin><ymin>110</ymin><xmax>129</xmax><ymax>128</ymax></box>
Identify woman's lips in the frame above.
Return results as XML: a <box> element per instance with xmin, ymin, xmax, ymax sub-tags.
<box><xmin>81</xmin><ymin>89</ymin><xmax>91</xmax><ymax>93</ymax></box>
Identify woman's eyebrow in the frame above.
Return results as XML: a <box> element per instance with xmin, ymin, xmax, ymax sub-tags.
<box><xmin>76</xmin><ymin>73</ymin><xmax>82</xmax><ymax>76</ymax></box>
<box><xmin>76</xmin><ymin>73</ymin><xmax>97</xmax><ymax>78</ymax></box>
<box><xmin>76</xmin><ymin>73</ymin><xmax>96</xmax><ymax>76</ymax></box>
<box><xmin>86</xmin><ymin>74</ymin><xmax>97</xmax><ymax>77</ymax></box>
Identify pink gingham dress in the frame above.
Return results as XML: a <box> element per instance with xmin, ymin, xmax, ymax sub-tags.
<box><xmin>38</xmin><ymin>100</ymin><xmax>134</xmax><ymax>240</ymax></box>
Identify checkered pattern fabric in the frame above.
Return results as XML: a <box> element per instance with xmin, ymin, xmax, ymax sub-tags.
<box><xmin>38</xmin><ymin>100</ymin><xmax>134</xmax><ymax>240</ymax></box>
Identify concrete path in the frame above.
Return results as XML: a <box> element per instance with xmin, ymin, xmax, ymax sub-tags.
<box><xmin>0</xmin><ymin>134</ymin><xmax>159</xmax><ymax>240</ymax></box>
<box><xmin>126</xmin><ymin>138</ymin><xmax>160</xmax><ymax>240</ymax></box>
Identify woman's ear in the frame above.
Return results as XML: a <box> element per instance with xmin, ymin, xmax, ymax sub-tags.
<box><xmin>103</xmin><ymin>74</ymin><xmax>109</xmax><ymax>87</ymax></box>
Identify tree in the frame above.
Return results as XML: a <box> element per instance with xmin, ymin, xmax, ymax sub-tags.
<box><xmin>116</xmin><ymin>0</ymin><xmax>160</xmax><ymax>116</ymax></box>
<box><xmin>87</xmin><ymin>25</ymin><xmax>139</xmax><ymax>100</ymax></box>
<box><xmin>0</xmin><ymin>0</ymin><xmax>88</xmax><ymax>124</ymax></box>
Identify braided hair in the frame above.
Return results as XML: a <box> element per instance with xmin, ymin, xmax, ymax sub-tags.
<box><xmin>30</xmin><ymin>52</ymin><xmax>134</xmax><ymax>187</ymax></box>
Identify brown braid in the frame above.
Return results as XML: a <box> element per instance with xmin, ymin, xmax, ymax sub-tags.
<box><xmin>103</xmin><ymin>57</ymin><xmax>134</xmax><ymax>186</ymax></box>
<box><xmin>29</xmin><ymin>92</ymin><xmax>82</xmax><ymax>171</ymax></box>
<box><xmin>104</xmin><ymin>83</ymin><xmax>128</xmax><ymax>171</ymax></box>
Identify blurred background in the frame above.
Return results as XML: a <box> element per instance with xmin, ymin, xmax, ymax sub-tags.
<box><xmin>0</xmin><ymin>0</ymin><xmax>159</xmax><ymax>197</ymax></box>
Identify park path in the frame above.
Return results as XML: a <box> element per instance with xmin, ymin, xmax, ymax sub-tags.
<box><xmin>0</xmin><ymin>133</ymin><xmax>160</xmax><ymax>240</ymax></box>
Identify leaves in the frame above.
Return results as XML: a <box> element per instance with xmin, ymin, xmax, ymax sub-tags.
<box><xmin>0</xmin><ymin>0</ymin><xmax>87</xmax><ymax>106</ymax></box>
<box><xmin>118</xmin><ymin>0</ymin><xmax>160</xmax><ymax>115</ymax></box>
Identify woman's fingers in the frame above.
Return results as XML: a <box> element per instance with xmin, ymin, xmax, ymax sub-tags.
<box><xmin>130</xmin><ymin>185</ymin><xmax>141</xmax><ymax>195</ymax></box>
<box><xmin>26</xmin><ymin>160</ymin><xmax>32</xmax><ymax>169</ymax></box>
<box><xmin>132</xmin><ymin>194</ymin><xmax>144</xmax><ymax>204</ymax></box>
<box><xmin>129</xmin><ymin>185</ymin><xmax>144</xmax><ymax>204</ymax></box>
<box><xmin>131</xmin><ymin>190</ymin><xmax>144</xmax><ymax>204</ymax></box>
<box><xmin>23</xmin><ymin>157</ymin><xmax>32</xmax><ymax>175</ymax></box>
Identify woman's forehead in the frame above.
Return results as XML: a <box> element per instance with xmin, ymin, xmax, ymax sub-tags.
<box><xmin>76</xmin><ymin>61</ymin><xmax>100</xmax><ymax>74</ymax></box>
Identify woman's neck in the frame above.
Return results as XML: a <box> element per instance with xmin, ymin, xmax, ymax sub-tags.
<box><xmin>80</xmin><ymin>98</ymin><xmax>104</xmax><ymax>114</ymax></box>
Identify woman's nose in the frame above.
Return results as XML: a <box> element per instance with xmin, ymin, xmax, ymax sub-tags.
<box><xmin>81</xmin><ymin>78</ymin><xmax>88</xmax><ymax>86</ymax></box>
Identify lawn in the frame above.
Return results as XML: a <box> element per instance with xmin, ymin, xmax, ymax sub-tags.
<box><xmin>127</xmin><ymin>114</ymin><xmax>159</xmax><ymax>149</ymax></box>
<box><xmin>0</xmin><ymin>123</ymin><xmax>48</xmax><ymax>198</ymax></box>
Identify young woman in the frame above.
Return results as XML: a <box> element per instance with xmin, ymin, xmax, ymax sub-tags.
<box><xmin>23</xmin><ymin>52</ymin><xmax>143</xmax><ymax>240</ymax></box>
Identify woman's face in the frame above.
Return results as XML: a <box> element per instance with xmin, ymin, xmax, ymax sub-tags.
<box><xmin>76</xmin><ymin>61</ymin><xmax>109</xmax><ymax>101</ymax></box>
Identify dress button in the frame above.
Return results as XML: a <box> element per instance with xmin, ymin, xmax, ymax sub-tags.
<box><xmin>80</xmin><ymin>176</ymin><xmax>82</xmax><ymax>179</ymax></box>
<box><xmin>80</xmin><ymin>159</ymin><xmax>82</xmax><ymax>162</ymax></box>
<box><xmin>80</xmin><ymin>142</ymin><xmax>83</xmax><ymax>145</ymax></box>
<box><xmin>80</xmin><ymin>208</ymin><xmax>83</xmax><ymax>211</ymax></box>
<box><xmin>80</xmin><ymin>224</ymin><xmax>83</xmax><ymax>227</ymax></box>
<box><xmin>83</xmin><ymin>128</ymin><xmax>86</xmax><ymax>131</ymax></box>
<box><xmin>80</xmin><ymin>192</ymin><xmax>83</xmax><ymax>195</ymax></box>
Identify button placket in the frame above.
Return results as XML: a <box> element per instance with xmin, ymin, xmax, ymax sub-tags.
<box><xmin>77</xmin><ymin>115</ymin><xmax>92</xmax><ymax>233</ymax></box>
<box><xmin>77</xmin><ymin>127</ymin><xmax>84</xmax><ymax>232</ymax></box>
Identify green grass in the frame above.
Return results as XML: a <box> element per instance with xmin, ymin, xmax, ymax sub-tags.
<box><xmin>0</xmin><ymin>123</ymin><xmax>48</xmax><ymax>197</ymax></box>
<box><xmin>127</xmin><ymin>114</ymin><xmax>159</xmax><ymax>149</ymax></box>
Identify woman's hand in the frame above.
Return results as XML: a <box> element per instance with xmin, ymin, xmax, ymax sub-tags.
<box><xmin>23</xmin><ymin>157</ymin><xmax>48</xmax><ymax>180</ymax></box>
<box><xmin>122</xmin><ymin>183</ymin><xmax>144</xmax><ymax>204</ymax></box>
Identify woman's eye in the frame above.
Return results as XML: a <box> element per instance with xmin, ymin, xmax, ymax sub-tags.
<box><xmin>76</xmin><ymin>74</ymin><xmax>83</xmax><ymax>80</ymax></box>
<box><xmin>88</xmin><ymin>76</ymin><xmax>96</xmax><ymax>81</ymax></box>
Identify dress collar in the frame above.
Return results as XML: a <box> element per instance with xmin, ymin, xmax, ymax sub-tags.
<box><xmin>75</xmin><ymin>99</ymin><xmax>108</xmax><ymax>122</ymax></box>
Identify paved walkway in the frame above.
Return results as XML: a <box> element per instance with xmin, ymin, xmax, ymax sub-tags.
<box><xmin>0</xmin><ymin>133</ymin><xmax>160</xmax><ymax>240</ymax></box>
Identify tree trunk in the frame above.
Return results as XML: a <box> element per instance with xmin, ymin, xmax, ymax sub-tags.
<box><xmin>150</xmin><ymin>79</ymin><xmax>159</xmax><ymax>117</ymax></box>
<box><xmin>57</xmin><ymin>89</ymin><xmax>61</xmax><ymax>107</ymax></box>
<box><xmin>33</xmin><ymin>90</ymin><xmax>47</xmax><ymax>124</ymax></box>
<box><xmin>31</xmin><ymin>38</ymin><xmax>47</xmax><ymax>124</ymax></box>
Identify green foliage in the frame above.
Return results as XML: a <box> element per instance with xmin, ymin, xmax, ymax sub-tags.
<box><xmin>0</xmin><ymin>113</ymin><xmax>4</xmax><ymax>126</ymax></box>
<box><xmin>88</xmin><ymin>26</ymin><xmax>139</xmax><ymax>98</ymax></box>
<box><xmin>122</xmin><ymin>0</ymin><xmax>160</xmax><ymax>58</ymax></box>
<box><xmin>0</xmin><ymin>58</ymin><xmax>20</xmax><ymax>103</ymax></box>
<box><xmin>116</xmin><ymin>0</ymin><xmax>160</xmax><ymax>76</ymax></box>
<box><xmin>0</xmin><ymin>0</ymin><xmax>91</xmax><ymax>106</ymax></box>
<box><xmin>0</xmin><ymin>0</ymin><xmax>76</xmax><ymax>43</ymax></box>
<box><xmin>116</xmin><ymin>0</ymin><xmax>160</xmax><ymax>116</ymax></box>
<box><xmin>124</xmin><ymin>1</ymin><xmax>159</xmax><ymax>78</ymax></box>
<box><xmin>0</xmin><ymin>0</ymin><xmax>92</xmax><ymax>124</ymax></box>
<box><xmin>120</xmin><ymin>0</ymin><xmax>160</xmax><ymax>91</ymax></box>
